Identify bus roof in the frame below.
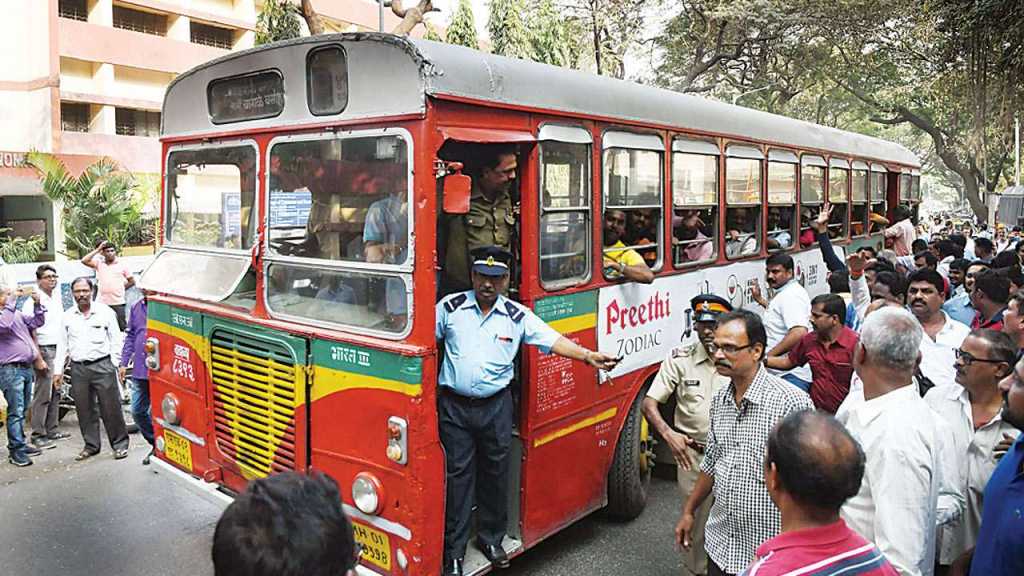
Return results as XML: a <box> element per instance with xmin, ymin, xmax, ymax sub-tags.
<box><xmin>163</xmin><ymin>33</ymin><xmax>919</xmax><ymax>168</ymax></box>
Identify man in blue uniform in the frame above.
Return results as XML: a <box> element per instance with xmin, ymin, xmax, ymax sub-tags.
<box><xmin>436</xmin><ymin>246</ymin><xmax>620</xmax><ymax>576</ymax></box>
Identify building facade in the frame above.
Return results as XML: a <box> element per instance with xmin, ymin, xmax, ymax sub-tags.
<box><xmin>0</xmin><ymin>0</ymin><xmax>410</xmax><ymax>261</ymax></box>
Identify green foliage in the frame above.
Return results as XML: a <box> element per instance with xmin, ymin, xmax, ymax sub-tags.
<box><xmin>0</xmin><ymin>229</ymin><xmax>45</xmax><ymax>264</ymax></box>
<box><xmin>424</xmin><ymin>22</ymin><xmax>444</xmax><ymax>42</ymax></box>
<box><xmin>256</xmin><ymin>0</ymin><xmax>302</xmax><ymax>45</ymax></box>
<box><xmin>446</xmin><ymin>0</ymin><xmax>479</xmax><ymax>49</ymax></box>
<box><xmin>488</xmin><ymin>0</ymin><xmax>533</xmax><ymax>60</ymax></box>
<box><xmin>24</xmin><ymin>153</ymin><xmax>147</xmax><ymax>257</ymax></box>
<box><xmin>528</xmin><ymin>0</ymin><xmax>581</xmax><ymax>67</ymax></box>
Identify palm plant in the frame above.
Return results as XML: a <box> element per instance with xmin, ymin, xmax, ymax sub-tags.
<box><xmin>25</xmin><ymin>153</ymin><xmax>145</xmax><ymax>257</ymax></box>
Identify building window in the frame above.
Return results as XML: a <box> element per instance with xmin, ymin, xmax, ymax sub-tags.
<box><xmin>61</xmin><ymin>102</ymin><xmax>90</xmax><ymax>133</ymax></box>
<box><xmin>58</xmin><ymin>0</ymin><xmax>88</xmax><ymax>21</ymax></box>
<box><xmin>191</xmin><ymin>22</ymin><xmax>234</xmax><ymax>49</ymax></box>
<box><xmin>115</xmin><ymin>108</ymin><xmax>161</xmax><ymax>137</ymax></box>
<box><xmin>112</xmin><ymin>5</ymin><xmax>167</xmax><ymax>36</ymax></box>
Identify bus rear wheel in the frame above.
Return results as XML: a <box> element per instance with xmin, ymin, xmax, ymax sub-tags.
<box><xmin>605</xmin><ymin>392</ymin><xmax>652</xmax><ymax>520</ymax></box>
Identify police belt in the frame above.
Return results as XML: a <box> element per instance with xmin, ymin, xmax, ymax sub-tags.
<box><xmin>670</xmin><ymin>427</ymin><xmax>706</xmax><ymax>455</ymax></box>
<box><xmin>440</xmin><ymin>386</ymin><xmax>508</xmax><ymax>406</ymax></box>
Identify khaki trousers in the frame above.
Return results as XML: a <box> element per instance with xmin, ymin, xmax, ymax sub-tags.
<box><xmin>679</xmin><ymin>444</ymin><xmax>712</xmax><ymax>576</ymax></box>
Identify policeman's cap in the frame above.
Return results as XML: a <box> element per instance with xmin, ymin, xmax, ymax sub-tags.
<box><xmin>471</xmin><ymin>245</ymin><xmax>513</xmax><ymax>277</ymax></box>
<box><xmin>691</xmin><ymin>294</ymin><xmax>732</xmax><ymax>323</ymax></box>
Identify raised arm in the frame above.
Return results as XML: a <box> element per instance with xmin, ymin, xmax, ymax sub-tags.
<box><xmin>81</xmin><ymin>241</ymin><xmax>105</xmax><ymax>268</ymax></box>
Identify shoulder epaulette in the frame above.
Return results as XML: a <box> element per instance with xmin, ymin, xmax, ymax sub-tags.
<box><xmin>444</xmin><ymin>294</ymin><xmax>468</xmax><ymax>313</ymax></box>
<box><xmin>504</xmin><ymin>301</ymin><xmax>525</xmax><ymax>323</ymax></box>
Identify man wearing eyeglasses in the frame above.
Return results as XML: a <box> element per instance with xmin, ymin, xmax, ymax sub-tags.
<box><xmin>925</xmin><ymin>329</ymin><xmax>1020</xmax><ymax>572</ymax></box>
<box><xmin>676</xmin><ymin>309</ymin><xmax>813</xmax><ymax>576</ymax></box>
<box><xmin>22</xmin><ymin>265</ymin><xmax>70</xmax><ymax>447</ymax></box>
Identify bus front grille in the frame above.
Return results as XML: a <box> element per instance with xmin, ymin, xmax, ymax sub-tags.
<box><xmin>210</xmin><ymin>329</ymin><xmax>300</xmax><ymax>479</ymax></box>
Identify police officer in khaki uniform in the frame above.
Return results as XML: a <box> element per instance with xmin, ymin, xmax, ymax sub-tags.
<box><xmin>642</xmin><ymin>294</ymin><xmax>732</xmax><ymax>576</ymax></box>
<box><xmin>442</xmin><ymin>145</ymin><xmax>518</xmax><ymax>295</ymax></box>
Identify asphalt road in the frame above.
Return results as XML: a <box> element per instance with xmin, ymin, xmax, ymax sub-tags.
<box><xmin>1</xmin><ymin>414</ymin><xmax>684</xmax><ymax>576</ymax></box>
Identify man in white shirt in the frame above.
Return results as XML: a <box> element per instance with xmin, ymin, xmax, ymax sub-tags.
<box><xmin>908</xmin><ymin>269</ymin><xmax>971</xmax><ymax>391</ymax></box>
<box><xmin>751</xmin><ymin>253</ymin><xmax>812</xmax><ymax>391</ymax></box>
<box><xmin>925</xmin><ymin>329</ymin><xmax>1020</xmax><ymax>569</ymax></box>
<box><xmin>840</xmin><ymin>307</ymin><xmax>943</xmax><ymax>576</ymax></box>
<box><xmin>23</xmin><ymin>265</ymin><xmax>70</xmax><ymax>446</ymax></box>
<box><xmin>53</xmin><ymin>276</ymin><xmax>128</xmax><ymax>461</ymax></box>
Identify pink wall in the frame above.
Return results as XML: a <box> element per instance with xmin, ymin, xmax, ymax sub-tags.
<box><xmin>60</xmin><ymin>132</ymin><xmax>161</xmax><ymax>173</ymax></box>
<box><xmin>59</xmin><ymin>18</ymin><xmax>227</xmax><ymax>75</ymax></box>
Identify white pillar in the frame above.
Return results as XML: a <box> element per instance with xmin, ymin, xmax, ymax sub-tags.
<box><xmin>51</xmin><ymin>198</ymin><xmax>67</xmax><ymax>262</ymax></box>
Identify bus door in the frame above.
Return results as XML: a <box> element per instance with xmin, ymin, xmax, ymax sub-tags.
<box><xmin>203</xmin><ymin>317</ymin><xmax>310</xmax><ymax>485</ymax></box>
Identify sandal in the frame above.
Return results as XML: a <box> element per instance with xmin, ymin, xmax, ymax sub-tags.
<box><xmin>113</xmin><ymin>448</ymin><xmax>128</xmax><ymax>460</ymax></box>
<box><xmin>74</xmin><ymin>450</ymin><xmax>98</xmax><ymax>461</ymax></box>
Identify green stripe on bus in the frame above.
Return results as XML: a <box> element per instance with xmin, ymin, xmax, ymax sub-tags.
<box><xmin>533</xmin><ymin>291</ymin><xmax>597</xmax><ymax>323</ymax></box>
<box><xmin>311</xmin><ymin>339</ymin><xmax>423</xmax><ymax>384</ymax></box>
<box><xmin>148</xmin><ymin>301</ymin><xmax>203</xmax><ymax>336</ymax></box>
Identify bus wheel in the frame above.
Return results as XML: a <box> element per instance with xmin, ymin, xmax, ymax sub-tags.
<box><xmin>605</xmin><ymin>392</ymin><xmax>652</xmax><ymax>520</ymax></box>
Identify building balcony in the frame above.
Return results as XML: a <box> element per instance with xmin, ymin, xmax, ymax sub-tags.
<box><xmin>59</xmin><ymin>131</ymin><xmax>161</xmax><ymax>174</ymax></box>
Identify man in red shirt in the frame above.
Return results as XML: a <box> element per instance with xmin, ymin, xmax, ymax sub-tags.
<box><xmin>766</xmin><ymin>294</ymin><xmax>857</xmax><ymax>413</ymax></box>
<box><xmin>739</xmin><ymin>411</ymin><xmax>898</xmax><ymax>576</ymax></box>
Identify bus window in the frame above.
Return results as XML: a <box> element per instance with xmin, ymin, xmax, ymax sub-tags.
<box><xmin>767</xmin><ymin>151</ymin><xmax>797</xmax><ymax>252</ymax></box>
<box><xmin>166</xmin><ymin>143</ymin><xmax>257</xmax><ymax>250</ymax></box>
<box><xmin>900</xmin><ymin>172</ymin><xmax>913</xmax><ymax>203</ymax></box>
<box><xmin>602</xmin><ymin>132</ymin><xmax>664</xmax><ymax>277</ymax></box>
<box><xmin>912</xmin><ymin>172</ymin><xmax>921</xmax><ymax>201</ymax></box>
<box><xmin>870</xmin><ymin>164</ymin><xmax>887</xmax><ymax>231</ymax></box>
<box><xmin>725</xmin><ymin>145</ymin><xmax>763</xmax><ymax>258</ymax></box>
<box><xmin>539</xmin><ymin>133</ymin><xmax>591</xmax><ymax>288</ymax></box>
<box><xmin>828</xmin><ymin>159</ymin><xmax>850</xmax><ymax>239</ymax></box>
<box><xmin>799</xmin><ymin>155</ymin><xmax>826</xmax><ymax>248</ymax></box>
<box><xmin>851</xmin><ymin>162</ymin><xmax>869</xmax><ymax>236</ymax></box>
<box><xmin>307</xmin><ymin>45</ymin><xmax>349</xmax><ymax>116</ymax></box>
<box><xmin>265</xmin><ymin>132</ymin><xmax>411</xmax><ymax>334</ymax></box>
<box><xmin>671</xmin><ymin>138</ymin><xmax>719</xmax><ymax>266</ymax></box>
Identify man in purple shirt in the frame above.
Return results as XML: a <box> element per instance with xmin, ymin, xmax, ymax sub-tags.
<box><xmin>0</xmin><ymin>285</ymin><xmax>46</xmax><ymax>467</ymax></box>
<box><xmin>119</xmin><ymin>294</ymin><xmax>153</xmax><ymax>463</ymax></box>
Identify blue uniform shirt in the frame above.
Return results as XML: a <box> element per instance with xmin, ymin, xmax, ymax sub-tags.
<box><xmin>969</xmin><ymin>434</ymin><xmax>1024</xmax><ymax>575</ymax></box>
<box><xmin>942</xmin><ymin>291</ymin><xmax>975</xmax><ymax>327</ymax></box>
<box><xmin>364</xmin><ymin>195</ymin><xmax>408</xmax><ymax>315</ymax></box>
<box><xmin>436</xmin><ymin>291</ymin><xmax>562</xmax><ymax>398</ymax></box>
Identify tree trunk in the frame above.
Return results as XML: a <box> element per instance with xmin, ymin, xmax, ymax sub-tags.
<box><xmin>300</xmin><ymin>0</ymin><xmax>323</xmax><ymax>35</ymax></box>
<box><xmin>390</xmin><ymin>0</ymin><xmax>436</xmax><ymax>36</ymax></box>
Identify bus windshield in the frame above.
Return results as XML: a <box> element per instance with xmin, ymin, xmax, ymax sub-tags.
<box><xmin>166</xmin><ymin>144</ymin><xmax>257</xmax><ymax>250</ymax></box>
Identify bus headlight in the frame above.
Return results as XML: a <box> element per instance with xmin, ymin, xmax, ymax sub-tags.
<box><xmin>161</xmin><ymin>393</ymin><xmax>180</xmax><ymax>425</ymax></box>
<box><xmin>352</xmin><ymin>473</ymin><xmax>383</xmax><ymax>515</ymax></box>
<box><xmin>144</xmin><ymin>337</ymin><xmax>160</xmax><ymax>370</ymax></box>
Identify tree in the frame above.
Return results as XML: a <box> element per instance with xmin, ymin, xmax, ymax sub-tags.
<box><xmin>569</xmin><ymin>0</ymin><xmax>647</xmax><ymax>78</ymax></box>
<box><xmin>446</xmin><ymin>0</ymin><xmax>479</xmax><ymax>50</ymax></box>
<box><xmin>528</xmin><ymin>0</ymin><xmax>581</xmax><ymax>67</ymax></box>
<box><xmin>424</xmin><ymin>21</ymin><xmax>444</xmax><ymax>42</ymax></box>
<box><xmin>298</xmin><ymin>0</ymin><xmax>324</xmax><ymax>35</ymax></box>
<box><xmin>24</xmin><ymin>153</ymin><xmax>144</xmax><ymax>256</ymax></box>
<box><xmin>488</xmin><ymin>0</ymin><xmax>533</xmax><ymax>60</ymax></box>
<box><xmin>390</xmin><ymin>0</ymin><xmax>440</xmax><ymax>36</ymax></box>
<box><xmin>255</xmin><ymin>0</ymin><xmax>302</xmax><ymax>45</ymax></box>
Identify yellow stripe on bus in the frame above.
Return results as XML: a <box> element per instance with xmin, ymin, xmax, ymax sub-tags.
<box><xmin>548</xmin><ymin>313</ymin><xmax>597</xmax><ymax>335</ymax></box>
<box><xmin>533</xmin><ymin>407</ymin><xmax>618</xmax><ymax>448</ymax></box>
<box><xmin>311</xmin><ymin>365</ymin><xmax>422</xmax><ymax>402</ymax></box>
<box><xmin>148</xmin><ymin>319</ymin><xmax>209</xmax><ymax>360</ymax></box>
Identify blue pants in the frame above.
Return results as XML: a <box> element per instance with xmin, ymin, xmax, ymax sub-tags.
<box><xmin>782</xmin><ymin>373</ymin><xmax>812</xmax><ymax>393</ymax></box>
<box><xmin>1</xmin><ymin>365</ymin><xmax>34</xmax><ymax>458</ymax></box>
<box><xmin>131</xmin><ymin>378</ymin><xmax>154</xmax><ymax>446</ymax></box>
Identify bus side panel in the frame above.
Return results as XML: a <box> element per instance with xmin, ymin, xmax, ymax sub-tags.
<box><xmin>308</xmin><ymin>338</ymin><xmax>443</xmax><ymax>576</ymax></box>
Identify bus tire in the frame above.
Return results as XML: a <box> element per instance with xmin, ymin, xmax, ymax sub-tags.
<box><xmin>605</xmin><ymin>391</ymin><xmax>651</xmax><ymax>520</ymax></box>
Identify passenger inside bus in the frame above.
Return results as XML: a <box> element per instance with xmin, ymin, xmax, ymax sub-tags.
<box><xmin>798</xmin><ymin>207</ymin><xmax>818</xmax><ymax>248</ymax></box>
<box><xmin>727</xmin><ymin>207</ymin><xmax>759</xmax><ymax>257</ymax></box>
<box><xmin>673</xmin><ymin>209</ymin><xmax>715</xmax><ymax>263</ymax></box>
<box><xmin>602</xmin><ymin>209</ymin><xmax>655</xmax><ymax>283</ymax></box>
<box><xmin>766</xmin><ymin>207</ymin><xmax>794</xmax><ymax>250</ymax></box>
<box><xmin>627</xmin><ymin>209</ymin><xmax>659</xmax><ymax>267</ymax></box>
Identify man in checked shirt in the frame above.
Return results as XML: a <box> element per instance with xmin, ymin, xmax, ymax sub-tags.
<box><xmin>676</xmin><ymin>309</ymin><xmax>813</xmax><ymax>576</ymax></box>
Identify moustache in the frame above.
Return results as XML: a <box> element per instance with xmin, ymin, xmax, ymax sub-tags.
<box><xmin>715</xmin><ymin>360</ymin><xmax>733</xmax><ymax>369</ymax></box>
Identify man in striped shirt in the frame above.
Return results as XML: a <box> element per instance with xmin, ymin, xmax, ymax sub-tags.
<box><xmin>740</xmin><ymin>411</ymin><xmax>897</xmax><ymax>576</ymax></box>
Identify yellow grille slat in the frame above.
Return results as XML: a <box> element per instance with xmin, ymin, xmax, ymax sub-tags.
<box><xmin>209</xmin><ymin>331</ymin><xmax>301</xmax><ymax>480</ymax></box>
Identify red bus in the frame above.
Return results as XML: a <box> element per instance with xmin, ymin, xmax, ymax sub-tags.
<box><xmin>141</xmin><ymin>33</ymin><xmax>921</xmax><ymax>576</ymax></box>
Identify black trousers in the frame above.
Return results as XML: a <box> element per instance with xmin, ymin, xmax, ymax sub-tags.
<box><xmin>438</xmin><ymin>387</ymin><xmax>513</xmax><ymax>561</ymax></box>
<box><xmin>71</xmin><ymin>359</ymin><xmax>129</xmax><ymax>453</ymax></box>
<box><xmin>709</xmin><ymin>560</ymin><xmax>736</xmax><ymax>576</ymax></box>
<box><xmin>110</xmin><ymin>304</ymin><xmax>127</xmax><ymax>332</ymax></box>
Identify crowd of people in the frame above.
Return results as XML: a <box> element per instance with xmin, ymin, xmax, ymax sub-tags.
<box><xmin>647</xmin><ymin>206</ymin><xmax>1024</xmax><ymax>576</ymax></box>
<box><xmin>0</xmin><ymin>240</ymin><xmax>153</xmax><ymax>468</ymax></box>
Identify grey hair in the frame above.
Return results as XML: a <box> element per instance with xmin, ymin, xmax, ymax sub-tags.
<box><xmin>859</xmin><ymin>307</ymin><xmax>922</xmax><ymax>371</ymax></box>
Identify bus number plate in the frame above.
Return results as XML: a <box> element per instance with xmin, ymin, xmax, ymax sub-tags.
<box><xmin>353</xmin><ymin>522</ymin><xmax>391</xmax><ymax>571</ymax></box>
<box><xmin>163</xmin><ymin>429</ymin><xmax>193</xmax><ymax>472</ymax></box>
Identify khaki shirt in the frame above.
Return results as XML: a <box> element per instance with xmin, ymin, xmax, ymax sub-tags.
<box><xmin>646</xmin><ymin>342</ymin><xmax>728</xmax><ymax>444</ymax></box>
<box><xmin>443</xmin><ymin>185</ymin><xmax>515</xmax><ymax>291</ymax></box>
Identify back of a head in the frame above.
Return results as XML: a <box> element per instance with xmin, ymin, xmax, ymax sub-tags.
<box><xmin>936</xmin><ymin>239</ymin><xmax>959</xmax><ymax>259</ymax></box>
<box><xmin>992</xmin><ymin>250</ymin><xmax>1020</xmax><ymax>269</ymax></box>
<box><xmin>213</xmin><ymin>472</ymin><xmax>356</xmax><ymax>576</ymax></box>
<box><xmin>827</xmin><ymin>270</ymin><xmax>850</xmax><ymax>294</ymax></box>
<box><xmin>767</xmin><ymin>411</ymin><xmax>865</xmax><ymax>519</ymax></box>
<box><xmin>859</xmin><ymin>306</ymin><xmax>922</xmax><ymax>371</ymax></box>
<box><xmin>975</xmin><ymin>269</ymin><xmax>1011</xmax><ymax>305</ymax></box>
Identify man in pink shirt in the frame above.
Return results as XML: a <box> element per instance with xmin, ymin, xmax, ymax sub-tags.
<box><xmin>81</xmin><ymin>240</ymin><xmax>134</xmax><ymax>330</ymax></box>
<box><xmin>740</xmin><ymin>411</ymin><xmax>898</xmax><ymax>576</ymax></box>
<box><xmin>884</xmin><ymin>205</ymin><xmax>916</xmax><ymax>256</ymax></box>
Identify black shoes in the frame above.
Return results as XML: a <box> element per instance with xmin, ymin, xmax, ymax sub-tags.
<box><xmin>8</xmin><ymin>453</ymin><xmax>32</xmax><ymax>467</ymax></box>
<box><xmin>443</xmin><ymin>557</ymin><xmax>463</xmax><ymax>576</ymax></box>
<box><xmin>475</xmin><ymin>540</ymin><xmax>510</xmax><ymax>569</ymax></box>
<box><xmin>46</xmin><ymin>432</ymin><xmax>72</xmax><ymax>440</ymax></box>
<box><xmin>113</xmin><ymin>448</ymin><xmax>129</xmax><ymax>460</ymax></box>
<box><xmin>31</xmin><ymin>437</ymin><xmax>56</xmax><ymax>450</ymax></box>
<box><xmin>23</xmin><ymin>444</ymin><xmax>42</xmax><ymax>457</ymax></box>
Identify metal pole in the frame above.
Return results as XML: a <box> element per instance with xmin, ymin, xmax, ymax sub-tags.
<box><xmin>1016</xmin><ymin>115</ymin><xmax>1020</xmax><ymax>186</ymax></box>
<box><xmin>379</xmin><ymin>0</ymin><xmax>384</xmax><ymax>32</ymax></box>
